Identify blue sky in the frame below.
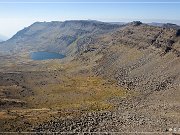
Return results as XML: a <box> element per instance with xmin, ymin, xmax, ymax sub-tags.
<box><xmin>0</xmin><ymin>0</ymin><xmax>180</xmax><ymax>37</ymax></box>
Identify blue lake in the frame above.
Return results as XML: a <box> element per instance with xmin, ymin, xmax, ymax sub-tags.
<box><xmin>31</xmin><ymin>52</ymin><xmax>66</xmax><ymax>60</ymax></box>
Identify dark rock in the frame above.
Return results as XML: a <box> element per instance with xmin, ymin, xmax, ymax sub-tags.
<box><xmin>131</xmin><ymin>21</ymin><xmax>143</xmax><ymax>26</ymax></box>
<box><xmin>176</xmin><ymin>29</ymin><xmax>180</xmax><ymax>36</ymax></box>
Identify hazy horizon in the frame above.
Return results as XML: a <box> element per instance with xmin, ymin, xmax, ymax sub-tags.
<box><xmin>0</xmin><ymin>0</ymin><xmax>180</xmax><ymax>38</ymax></box>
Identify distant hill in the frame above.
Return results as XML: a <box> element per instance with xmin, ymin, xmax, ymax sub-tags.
<box><xmin>162</xmin><ymin>23</ymin><xmax>180</xmax><ymax>29</ymax></box>
<box><xmin>147</xmin><ymin>22</ymin><xmax>180</xmax><ymax>29</ymax></box>
<box><xmin>0</xmin><ymin>20</ymin><xmax>121</xmax><ymax>54</ymax></box>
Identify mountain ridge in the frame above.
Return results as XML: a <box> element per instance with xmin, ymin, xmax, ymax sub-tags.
<box><xmin>1</xmin><ymin>20</ymin><xmax>180</xmax><ymax>56</ymax></box>
<box><xmin>0</xmin><ymin>20</ymin><xmax>121</xmax><ymax>55</ymax></box>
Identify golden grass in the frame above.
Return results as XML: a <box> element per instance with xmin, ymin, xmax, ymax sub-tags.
<box><xmin>26</xmin><ymin>75</ymin><xmax>127</xmax><ymax>111</ymax></box>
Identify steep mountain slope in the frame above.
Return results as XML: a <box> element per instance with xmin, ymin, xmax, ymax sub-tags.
<box><xmin>76</xmin><ymin>22</ymin><xmax>180</xmax><ymax>93</ymax></box>
<box><xmin>0</xmin><ymin>20</ymin><xmax>120</xmax><ymax>55</ymax></box>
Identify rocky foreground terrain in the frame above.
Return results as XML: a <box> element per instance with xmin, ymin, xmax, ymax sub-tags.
<box><xmin>0</xmin><ymin>20</ymin><xmax>179</xmax><ymax>134</ymax></box>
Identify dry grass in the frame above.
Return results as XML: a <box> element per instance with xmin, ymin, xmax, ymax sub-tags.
<box><xmin>0</xmin><ymin>111</ymin><xmax>16</xmax><ymax>119</ymax></box>
<box><xmin>0</xmin><ymin>73</ymin><xmax>128</xmax><ymax>131</ymax></box>
<box><xmin>26</xmin><ymin>75</ymin><xmax>128</xmax><ymax>111</ymax></box>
